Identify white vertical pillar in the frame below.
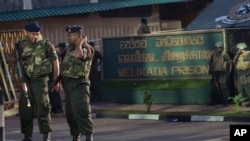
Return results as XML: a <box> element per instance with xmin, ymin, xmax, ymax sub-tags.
<box><xmin>0</xmin><ymin>87</ymin><xmax>5</xmax><ymax>141</ymax></box>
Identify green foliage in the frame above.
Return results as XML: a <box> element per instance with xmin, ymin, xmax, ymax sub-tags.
<box><xmin>228</xmin><ymin>92</ymin><xmax>246</xmax><ymax>112</ymax></box>
<box><xmin>143</xmin><ymin>91</ymin><xmax>154</xmax><ymax>113</ymax></box>
<box><xmin>101</xmin><ymin>79</ymin><xmax>210</xmax><ymax>91</ymax></box>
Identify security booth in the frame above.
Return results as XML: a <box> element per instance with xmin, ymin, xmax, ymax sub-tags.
<box><xmin>100</xmin><ymin>28</ymin><xmax>250</xmax><ymax>104</ymax></box>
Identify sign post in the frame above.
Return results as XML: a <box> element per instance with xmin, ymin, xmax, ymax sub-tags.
<box><xmin>0</xmin><ymin>87</ymin><xmax>5</xmax><ymax>141</ymax></box>
<box><xmin>0</xmin><ymin>42</ymin><xmax>5</xmax><ymax>141</ymax></box>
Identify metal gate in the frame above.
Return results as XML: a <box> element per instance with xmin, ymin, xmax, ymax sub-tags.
<box><xmin>0</xmin><ymin>30</ymin><xmax>25</xmax><ymax>106</ymax></box>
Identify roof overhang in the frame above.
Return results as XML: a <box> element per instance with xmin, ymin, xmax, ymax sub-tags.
<box><xmin>0</xmin><ymin>0</ymin><xmax>190</xmax><ymax>22</ymax></box>
<box><xmin>185</xmin><ymin>0</ymin><xmax>250</xmax><ymax>30</ymax></box>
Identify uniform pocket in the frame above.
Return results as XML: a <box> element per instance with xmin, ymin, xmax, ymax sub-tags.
<box><xmin>35</xmin><ymin>56</ymin><xmax>42</xmax><ymax>65</ymax></box>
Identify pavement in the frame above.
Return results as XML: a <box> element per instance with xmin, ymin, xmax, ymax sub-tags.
<box><xmin>4</xmin><ymin>101</ymin><xmax>250</xmax><ymax>122</ymax></box>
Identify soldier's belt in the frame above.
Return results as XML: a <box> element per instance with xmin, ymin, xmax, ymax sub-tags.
<box><xmin>62</xmin><ymin>76</ymin><xmax>87</xmax><ymax>80</ymax></box>
<box><xmin>30</xmin><ymin>74</ymin><xmax>48</xmax><ymax>78</ymax></box>
<box><xmin>213</xmin><ymin>71</ymin><xmax>224</xmax><ymax>74</ymax></box>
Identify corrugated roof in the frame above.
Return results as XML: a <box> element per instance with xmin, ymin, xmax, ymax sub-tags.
<box><xmin>0</xmin><ymin>0</ymin><xmax>190</xmax><ymax>21</ymax></box>
<box><xmin>185</xmin><ymin>0</ymin><xmax>250</xmax><ymax>30</ymax></box>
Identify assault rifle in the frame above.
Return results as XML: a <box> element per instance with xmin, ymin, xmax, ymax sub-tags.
<box><xmin>210</xmin><ymin>69</ymin><xmax>220</xmax><ymax>105</ymax></box>
<box><xmin>212</xmin><ymin>73</ymin><xmax>220</xmax><ymax>105</ymax></box>
<box><xmin>232</xmin><ymin>52</ymin><xmax>240</xmax><ymax>95</ymax></box>
<box><xmin>14</xmin><ymin>43</ymin><xmax>31</xmax><ymax>107</ymax></box>
<box><xmin>212</xmin><ymin>74</ymin><xmax>219</xmax><ymax>89</ymax></box>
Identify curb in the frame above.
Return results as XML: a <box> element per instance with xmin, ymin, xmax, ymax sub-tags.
<box><xmin>92</xmin><ymin>113</ymin><xmax>250</xmax><ymax>122</ymax></box>
<box><xmin>5</xmin><ymin>109</ymin><xmax>250</xmax><ymax>122</ymax></box>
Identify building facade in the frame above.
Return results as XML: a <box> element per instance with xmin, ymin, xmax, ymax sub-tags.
<box><xmin>0</xmin><ymin>0</ymin><xmax>212</xmax><ymax>102</ymax></box>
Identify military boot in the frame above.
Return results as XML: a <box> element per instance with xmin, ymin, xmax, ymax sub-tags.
<box><xmin>86</xmin><ymin>134</ymin><xmax>93</xmax><ymax>141</ymax></box>
<box><xmin>43</xmin><ymin>132</ymin><xmax>51</xmax><ymax>141</ymax></box>
<box><xmin>22</xmin><ymin>134</ymin><xmax>32</xmax><ymax>141</ymax></box>
<box><xmin>72</xmin><ymin>134</ymin><xmax>80</xmax><ymax>141</ymax></box>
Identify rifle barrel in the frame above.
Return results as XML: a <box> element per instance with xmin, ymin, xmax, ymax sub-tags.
<box><xmin>15</xmin><ymin>44</ymin><xmax>31</xmax><ymax>107</ymax></box>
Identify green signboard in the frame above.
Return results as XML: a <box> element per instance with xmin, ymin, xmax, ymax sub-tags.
<box><xmin>103</xmin><ymin>30</ymin><xmax>223</xmax><ymax>79</ymax></box>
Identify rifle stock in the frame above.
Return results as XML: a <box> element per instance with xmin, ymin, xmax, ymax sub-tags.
<box><xmin>212</xmin><ymin>75</ymin><xmax>219</xmax><ymax>88</ymax></box>
<box><xmin>15</xmin><ymin>43</ymin><xmax>31</xmax><ymax>107</ymax></box>
<box><xmin>211</xmin><ymin>72</ymin><xmax>220</xmax><ymax>97</ymax></box>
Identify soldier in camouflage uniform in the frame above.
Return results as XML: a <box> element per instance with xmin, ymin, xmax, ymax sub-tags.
<box><xmin>61</xmin><ymin>25</ymin><xmax>94</xmax><ymax>141</ymax></box>
<box><xmin>233</xmin><ymin>42</ymin><xmax>250</xmax><ymax>106</ymax></box>
<box><xmin>137</xmin><ymin>17</ymin><xmax>151</xmax><ymax>34</ymax></box>
<box><xmin>209</xmin><ymin>41</ymin><xmax>232</xmax><ymax>105</ymax></box>
<box><xmin>14</xmin><ymin>21</ymin><xmax>60</xmax><ymax>141</ymax></box>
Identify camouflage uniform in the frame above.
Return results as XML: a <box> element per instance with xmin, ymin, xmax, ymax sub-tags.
<box><xmin>16</xmin><ymin>37</ymin><xmax>58</xmax><ymax>139</ymax></box>
<box><xmin>137</xmin><ymin>24</ymin><xmax>151</xmax><ymax>34</ymax></box>
<box><xmin>234</xmin><ymin>43</ymin><xmax>250</xmax><ymax>104</ymax></box>
<box><xmin>209</xmin><ymin>42</ymin><xmax>232</xmax><ymax>105</ymax></box>
<box><xmin>60</xmin><ymin>43</ymin><xmax>94</xmax><ymax>139</ymax></box>
<box><xmin>137</xmin><ymin>17</ymin><xmax>151</xmax><ymax>34</ymax></box>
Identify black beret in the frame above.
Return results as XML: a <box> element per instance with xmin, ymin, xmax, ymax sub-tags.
<box><xmin>57</xmin><ymin>42</ymin><xmax>67</xmax><ymax>48</ymax></box>
<box><xmin>66</xmin><ymin>25</ymin><xmax>83</xmax><ymax>33</ymax></box>
<box><xmin>141</xmin><ymin>17</ymin><xmax>148</xmax><ymax>23</ymax></box>
<box><xmin>25</xmin><ymin>21</ymin><xmax>43</xmax><ymax>32</ymax></box>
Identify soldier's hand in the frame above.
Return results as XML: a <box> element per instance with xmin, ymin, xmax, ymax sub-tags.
<box><xmin>74</xmin><ymin>46</ymin><xmax>83</xmax><ymax>58</ymax></box>
<box><xmin>51</xmin><ymin>83</ymin><xmax>60</xmax><ymax>93</ymax></box>
<box><xmin>76</xmin><ymin>36</ymin><xmax>87</xmax><ymax>46</ymax></box>
<box><xmin>74</xmin><ymin>37</ymin><xmax>84</xmax><ymax>57</ymax></box>
<box><xmin>83</xmin><ymin>45</ymin><xmax>93</xmax><ymax>61</ymax></box>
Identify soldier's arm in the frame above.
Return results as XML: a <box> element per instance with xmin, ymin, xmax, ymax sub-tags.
<box><xmin>225</xmin><ymin>53</ymin><xmax>233</xmax><ymax>74</ymax></box>
<box><xmin>46</xmin><ymin>41</ymin><xmax>60</xmax><ymax>89</ymax></box>
<box><xmin>52</xmin><ymin>59</ymin><xmax>60</xmax><ymax>80</ymax></box>
<box><xmin>137</xmin><ymin>26</ymin><xmax>142</xmax><ymax>34</ymax></box>
<box><xmin>245</xmin><ymin>52</ymin><xmax>250</xmax><ymax>61</ymax></box>
<box><xmin>146</xmin><ymin>26</ymin><xmax>151</xmax><ymax>33</ymax></box>
<box><xmin>74</xmin><ymin>37</ymin><xmax>88</xmax><ymax>58</ymax></box>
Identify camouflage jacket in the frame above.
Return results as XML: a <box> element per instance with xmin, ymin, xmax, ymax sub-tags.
<box><xmin>16</xmin><ymin>37</ymin><xmax>58</xmax><ymax>77</ymax></box>
<box><xmin>60</xmin><ymin>44</ymin><xmax>94</xmax><ymax>79</ymax></box>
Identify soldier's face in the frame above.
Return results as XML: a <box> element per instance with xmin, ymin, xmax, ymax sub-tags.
<box><xmin>58</xmin><ymin>47</ymin><xmax>67</xmax><ymax>54</ymax></box>
<box><xmin>215</xmin><ymin>47</ymin><xmax>222</xmax><ymax>53</ymax></box>
<box><xmin>27</xmin><ymin>31</ymin><xmax>41</xmax><ymax>43</ymax></box>
<box><xmin>237</xmin><ymin>49</ymin><xmax>244</xmax><ymax>54</ymax></box>
<box><xmin>67</xmin><ymin>33</ymin><xmax>80</xmax><ymax>44</ymax></box>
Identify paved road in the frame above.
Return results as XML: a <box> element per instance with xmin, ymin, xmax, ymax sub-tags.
<box><xmin>4</xmin><ymin>116</ymin><xmax>249</xmax><ymax>141</ymax></box>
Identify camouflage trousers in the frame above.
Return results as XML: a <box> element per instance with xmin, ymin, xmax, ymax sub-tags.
<box><xmin>236</xmin><ymin>73</ymin><xmax>250</xmax><ymax>100</ymax></box>
<box><xmin>19</xmin><ymin>76</ymin><xmax>52</xmax><ymax>135</ymax></box>
<box><xmin>63</xmin><ymin>77</ymin><xmax>93</xmax><ymax>135</ymax></box>
<box><xmin>210</xmin><ymin>72</ymin><xmax>230</xmax><ymax>104</ymax></box>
